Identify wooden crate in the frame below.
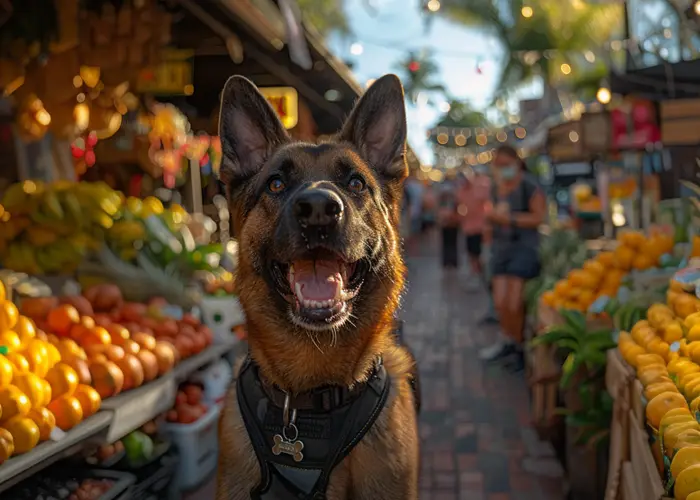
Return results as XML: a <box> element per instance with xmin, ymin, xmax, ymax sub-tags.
<box><xmin>661</xmin><ymin>99</ymin><xmax>700</xmax><ymax>146</ymax></box>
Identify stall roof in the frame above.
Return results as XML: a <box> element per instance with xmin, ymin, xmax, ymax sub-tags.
<box><xmin>610</xmin><ymin>59</ymin><xmax>700</xmax><ymax>100</ymax></box>
<box><xmin>173</xmin><ymin>0</ymin><xmax>419</xmax><ymax>164</ymax></box>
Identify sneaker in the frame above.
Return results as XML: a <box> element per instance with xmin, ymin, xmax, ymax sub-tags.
<box><xmin>503</xmin><ymin>351</ymin><xmax>525</xmax><ymax>373</ymax></box>
<box><xmin>478</xmin><ymin>341</ymin><xmax>516</xmax><ymax>361</ymax></box>
<box><xmin>478</xmin><ymin>313</ymin><xmax>499</xmax><ymax>326</ymax></box>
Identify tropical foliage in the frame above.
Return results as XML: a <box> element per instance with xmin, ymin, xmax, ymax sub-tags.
<box><xmin>394</xmin><ymin>50</ymin><xmax>447</xmax><ymax>103</ymax></box>
<box><xmin>437</xmin><ymin>0</ymin><xmax>624</xmax><ymax>100</ymax></box>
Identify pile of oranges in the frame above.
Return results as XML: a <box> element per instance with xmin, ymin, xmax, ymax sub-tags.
<box><xmin>542</xmin><ymin>230</ymin><xmax>674</xmax><ymax>312</ymax></box>
<box><xmin>0</xmin><ymin>281</ymin><xmax>102</xmax><ymax>464</ymax></box>
<box><xmin>617</xmin><ymin>281</ymin><xmax>700</xmax><ymax>499</ymax></box>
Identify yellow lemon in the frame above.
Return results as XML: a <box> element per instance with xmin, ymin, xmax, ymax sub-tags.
<box><xmin>686</xmin><ymin>312</ymin><xmax>700</xmax><ymax>330</ymax></box>
<box><xmin>665</xmin><ymin>321</ymin><xmax>685</xmax><ymax>343</ymax></box>
<box><xmin>673</xmin><ymin>463</ymin><xmax>700</xmax><ymax>500</ymax></box>
<box><xmin>671</xmin><ymin>447</ymin><xmax>700</xmax><ymax>479</ymax></box>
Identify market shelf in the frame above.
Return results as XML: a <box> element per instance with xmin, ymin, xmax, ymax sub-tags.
<box><xmin>101</xmin><ymin>339</ymin><xmax>242</xmax><ymax>442</ymax></box>
<box><xmin>172</xmin><ymin>338</ymin><xmax>242</xmax><ymax>382</ymax></box>
<box><xmin>0</xmin><ymin>412</ymin><xmax>112</xmax><ymax>493</ymax></box>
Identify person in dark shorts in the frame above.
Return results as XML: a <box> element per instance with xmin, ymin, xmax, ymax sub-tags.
<box><xmin>479</xmin><ymin>145</ymin><xmax>545</xmax><ymax>369</ymax></box>
<box><xmin>458</xmin><ymin>170</ymin><xmax>490</xmax><ymax>290</ymax></box>
<box><xmin>438</xmin><ymin>176</ymin><xmax>460</xmax><ymax>268</ymax></box>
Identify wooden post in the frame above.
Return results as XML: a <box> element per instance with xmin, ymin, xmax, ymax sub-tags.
<box><xmin>185</xmin><ymin>158</ymin><xmax>203</xmax><ymax>213</ymax></box>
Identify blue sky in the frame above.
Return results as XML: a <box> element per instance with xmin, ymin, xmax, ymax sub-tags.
<box><xmin>328</xmin><ymin>0</ymin><xmax>505</xmax><ymax>164</ymax></box>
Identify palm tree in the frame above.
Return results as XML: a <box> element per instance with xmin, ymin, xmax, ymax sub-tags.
<box><xmin>437</xmin><ymin>0</ymin><xmax>623</xmax><ymax>102</ymax></box>
<box><xmin>394</xmin><ymin>50</ymin><xmax>447</xmax><ymax>103</ymax></box>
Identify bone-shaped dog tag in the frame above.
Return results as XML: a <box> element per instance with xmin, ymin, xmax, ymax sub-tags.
<box><xmin>272</xmin><ymin>434</ymin><xmax>304</xmax><ymax>462</ymax></box>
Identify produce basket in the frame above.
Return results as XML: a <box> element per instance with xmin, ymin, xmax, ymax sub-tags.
<box><xmin>162</xmin><ymin>403</ymin><xmax>221</xmax><ymax>490</ymax></box>
<box><xmin>126</xmin><ymin>449</ymin><xmax>180</xmax><ymax>500</ymax></box>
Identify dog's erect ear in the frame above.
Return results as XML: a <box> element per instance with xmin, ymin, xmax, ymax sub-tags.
<box><xmin>340</xmin><ymin>74</ymin><xmax>407</xmax><ymax>179</ymax></box>
<box><xmin>219</xmin><ymin>76</ymin><xmax>290</xmax><ymax>183</ymax></box>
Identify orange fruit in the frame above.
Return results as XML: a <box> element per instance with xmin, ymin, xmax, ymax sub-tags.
<box><xmin>613</xmin><ymin>245</ymin><xmax>635</xmax><ymax>271</ymax></box>
<box><xmin>0</xmin><ymin>331</ymin><xmax>21</xmax><ymax>352</ymax></box>
<box><xmin>27</xmin><ymin>407</ymin><xmax>56</xmax><ymax>441</ymax></box>
<box><xmin>646</xmin><ymin>391</ymin><xmax>689</xmax><ymax>429</ymax></box>
<box><xmin>57</xmin><ymin>338</ymin><xmax>86</xmax><ymax>361</ymax></box>
<box><xmin>0</xmin><ymin>282</ymin><xmax>5</xmax><ymax>303</ymax></box>
<box><xmin>645</xmin><ymin>381</ymin><xmax>679</xmax><ymax>400</ymax></box>
<box><xmin>5</xmin><ymin>352</ymin><xmax>29</xmax><ymax>374</ymax></box>
<box><xmin>45</xmin><ymin>363</ymin><xmax>79</xmax><ymax>399</ymax></box>
<box><xmin>0</xmin><ymin>355</ymin><xmax>13</xmax><ymax>389</ymax></box>
<box><xmin>554</xmin><ymin>280</ymin><xmax>570</xmax><ymax>297</ymax></box>
<box><xmin>73</xmin><ymin>384</ymin><xmax>101</xmax><ymax>418</ymax></box>
<box><xmin>21</xmin><ymin>339</ymin><xmax>49</xmax><ymax>377</ymax></box>
<box><xmin>14</xmin><ymin>316</ymin><xmax>36</xmax><ymax>347</ymax></box>
<box><xmin>47</xmin><ymin>395</ymin><xmax>83</xmax><ymax>431</ymax></box>
<box><xmin>674</xmin><ymin>463</ymin><xmax>700</xmax><ymax>500</ymax></box>
<box><xmin>597</xmin><ymin>251</ymin><xmax>615</xmax><ymax>267</ymax></box>
<box><xmin>0</xmin><ymin>428</ymin><xmax>13</xmax><ymax>465</ymax></box>
<box><xmin>12</xmin><ymin>373</ymin><xmax>46</xmax><ymax>410</ymax></box>
<box><xmin>46</xmin><ymin>305</ymin><xmax>80</xmax><ymax>336</ymax></box>
<box><xmin>0</xmin><ymin>301</ymin><xmax>19</xmax><ymax>331</ymax></box>
<box><xmin>0</xmin><ymin>385</ymin><xmax>31</xmax><ymax>422</ymax></box>
<box><xmin>89</xmin><ymin>360</ymin><xmax>124</xmax><ymax>399</ymax></box>
<box><xmin>676</xmin><ymin>294</ymin><xmax>700</xmax><ymax>320</ymax></box>
<box><xmin>79</xmin><ymin>326</ymin><xmax>112</xmax><ymax>348</ymax></box>
<box><xmin>3</xmin><ymin>416</ymin><xmax>39</xmax><ymax>454</ymax></box>
<box><xmin>44</xmin><ymin>343</ymin><xmax>61</xmax><ymax>368</ymax></box>
<box><xmin>40</xmin><ymin>379</ymin><xmax>52</xmax><ymax>407</ymax></box>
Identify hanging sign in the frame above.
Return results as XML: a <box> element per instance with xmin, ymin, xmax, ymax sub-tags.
<box><xmin>610</xmin><ymin>100</ymin><xmax>660</xmax><ymax>150</ymax></box>
<box><xmin>258</xmin><ymin>87</ymin><xmax>299</xmax><ymax>129</ymax></box>
<box><xmin>136</xmin><ymin>50</ymin><xmax>194</xmax><ymax>95</ymax></box>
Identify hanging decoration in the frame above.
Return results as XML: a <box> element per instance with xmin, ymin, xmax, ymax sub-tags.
<box><xmin>71</xmin><ymin>130</ymin><xmax>98</xmax><ymax>176</ymax></box>
<box><xmin>395</xmin><ymin>50</ymin><xmax>446</xmax><ymax>103</ymax></box>
<box><xmin>1</xmin><ymin>0</ymin><xmax>173</xmax><ymax>146</ymax></box>
<box><xmin>146</xmin><ymin>103</ymin><xmax>190</xmax><ymax>188</ymax></box>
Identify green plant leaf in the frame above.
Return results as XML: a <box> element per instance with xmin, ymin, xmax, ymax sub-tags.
<box><xmin>560</xmin><ymin>309</ymin><xmax>587</xmax><ymax>335</ymax></box>
<box><xmin>560</xmin><ymin>352</ymin><xmax>584</xmax><ymax>389</ymax></box>
<box><xmin>530</xmin><ymin>326</ymin><xmax>578</xmax><ymax>346</ymax></box>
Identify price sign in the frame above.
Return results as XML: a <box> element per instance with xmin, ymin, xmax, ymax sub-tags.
<box><xmin>136</xmin><ymin>50</ymin><xmax>194</xmax><ymax>95</ymax></box>
<box><xmin>258</xmin><ymin>87</ymin><xmax>299</xmax><ymax>129</ymax></box>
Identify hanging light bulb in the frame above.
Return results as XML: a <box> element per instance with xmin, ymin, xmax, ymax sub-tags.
<box><xmin>350</xmin><ymin>43</ymin><xmax>364</xmax><ymax>56</ymax></box>
<box><xmin>521</xmin><ymin>6</ymin><xmax>533</xmax><ymax>18</ymax></box>
<box><xmin>596</xmin><ymin>86</ymin><xmax>612</xmax><ymax>105</ymax></box>
<box><xmin>427</xmin><ymin>0</ymin><xmax>441</xmax><ymax>12</ymax></box>
<box><xmin>694</xmin><ymin>0</ymin><xmax>700</xmax><ymax>16</ymax></box>
<box><xmin>560</xmin><ymin>63</ymin><xmax>572</xmax><ymax>75</ymax></box>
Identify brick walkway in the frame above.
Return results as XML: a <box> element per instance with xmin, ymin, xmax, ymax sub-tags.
<box><xmin>403</xmin><ymin>232</ymin><xmax>566</xmax><ymax>500</ymax></box>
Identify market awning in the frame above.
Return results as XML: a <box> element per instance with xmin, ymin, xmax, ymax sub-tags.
<box><xmin>610</xmin><ymin>59</ymin><xmax>700</xmax><ymax>100</ymax></box>
<box><xmin>170</xmin><ymin>0</ymin><xmax>358</xmax><ymax>135</ymax></box>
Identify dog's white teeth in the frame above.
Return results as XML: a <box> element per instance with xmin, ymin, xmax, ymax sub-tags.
<box><xmin>300</xmin><ymin>299</ymin><xmax>338</xmax><ymax>309</ymax></box>
<box><xmin>295</xmin><ymin>282</ymin><xmax>304</xmax><ymax>302</ymax></box>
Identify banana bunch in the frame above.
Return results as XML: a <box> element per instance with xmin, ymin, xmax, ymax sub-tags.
<box><xmin>106</xmin><ymin>220</ymin><xmax>147</xmax><ymax>262</ymax></box>
<box><xmin>0</xmin><ymin>180</ymin><xmax>124</xmax><ymax>274</ymax></box>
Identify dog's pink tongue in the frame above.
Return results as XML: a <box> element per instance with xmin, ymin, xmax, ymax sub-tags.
<box><xmin>291</xmin><ymin>260</ymin><xmax>342</xmax><ymax>301</ymax></box>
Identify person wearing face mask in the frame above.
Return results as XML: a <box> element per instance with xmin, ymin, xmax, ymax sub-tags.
<box><xmin>479</xmin><ymin>145</ymin><xmax>545</xmax><ymax>371</ymax></box>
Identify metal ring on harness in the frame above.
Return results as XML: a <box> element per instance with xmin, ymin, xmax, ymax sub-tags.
<box><xmin>282</xmin><ymin>422</ymin><xmax>299</xmax><ymax>442</ymax></box>
<box><xmin>282</xmin><ymin>393</ymin><xmax>298</xmax><ymax>428</ymax></box>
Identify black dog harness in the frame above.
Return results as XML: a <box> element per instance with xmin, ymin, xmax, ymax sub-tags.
<box><xmin>237</xmin><ymin>357</ymin><xmax>391</xmax><ymax>499</ymax></box>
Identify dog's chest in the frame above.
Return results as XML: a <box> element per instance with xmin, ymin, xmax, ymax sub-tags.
<box><xmin>235</xmin><ymin>359</ymin><xmax>390</xmax><ymax>499</ymax></box>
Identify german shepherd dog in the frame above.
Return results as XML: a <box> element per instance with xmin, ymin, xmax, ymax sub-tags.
<box><xmin>216</xmin><ymin>74</ymin><xmax>419</xmax><ymax>499</ymax></box>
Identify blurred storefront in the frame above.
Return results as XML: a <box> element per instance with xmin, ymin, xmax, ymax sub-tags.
<box><xmin>0</xmin><ymin>0</ymin><xmax>423</xmax><ymax>215</ymax></box>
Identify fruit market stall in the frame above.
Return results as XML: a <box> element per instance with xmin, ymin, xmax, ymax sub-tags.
<box><xmin>0</xmin><ymin>178</ymin><xmax>247</xmax><ymax>493</ymax></box>
<box><xmin>527</xmin><ymin>226</ymin><xmax>700</xmax><ymax>499</ymax></box>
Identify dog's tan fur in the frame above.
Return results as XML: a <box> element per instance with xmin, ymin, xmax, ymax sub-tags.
<box><xmin>215</xmin><ymin>74</ymin><xmax>419</xmax><ymax>499</ymax></box>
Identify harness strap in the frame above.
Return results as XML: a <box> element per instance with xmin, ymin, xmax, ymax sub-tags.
<box><xmin>236</xmin><ymin>357</ymin><xmax>391</xmax><ymax>500</ymax></box>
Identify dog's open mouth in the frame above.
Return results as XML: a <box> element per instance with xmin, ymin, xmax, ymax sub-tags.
<box><xmin>271</xmin><ymin>258</ymin><xmax>369</xmax><ymax>325</ymax></box>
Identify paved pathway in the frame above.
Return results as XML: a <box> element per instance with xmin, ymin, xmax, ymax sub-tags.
<box><xmin>403</xmin><ymin>231</ymin><xmax>566</xmax><ymax>500</ymax></box>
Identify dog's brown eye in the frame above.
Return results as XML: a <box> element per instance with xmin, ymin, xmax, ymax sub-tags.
<box><xmin>348</xmin><ymin>176</ymin><xmax>365</xmax><ymax>192</ymax></box>
<box><xmin>268</xmin><ymin>177</ymin><xmax>286</xmax><ymax>193</ymax></box>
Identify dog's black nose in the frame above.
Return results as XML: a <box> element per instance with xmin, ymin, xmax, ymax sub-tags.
<box><xmin>294</xmin><ymin>188</ymin><xmax>343</xmax><ymax>227</ymax></box>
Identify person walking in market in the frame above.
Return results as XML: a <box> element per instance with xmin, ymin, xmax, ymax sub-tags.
<box><xmin>437</xmin><ymin>173</ymin><xmax>461</xmax><ymax>269</ymax></box>
<box><xmin>457</xmin><ymin>167</ymin><xmax>491</xmax><ymax>292</ymax></box>
<box><xmin>479</xmin><ymin>145</ymin><xmax>545</xmax><ymax>371</ymax></box>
